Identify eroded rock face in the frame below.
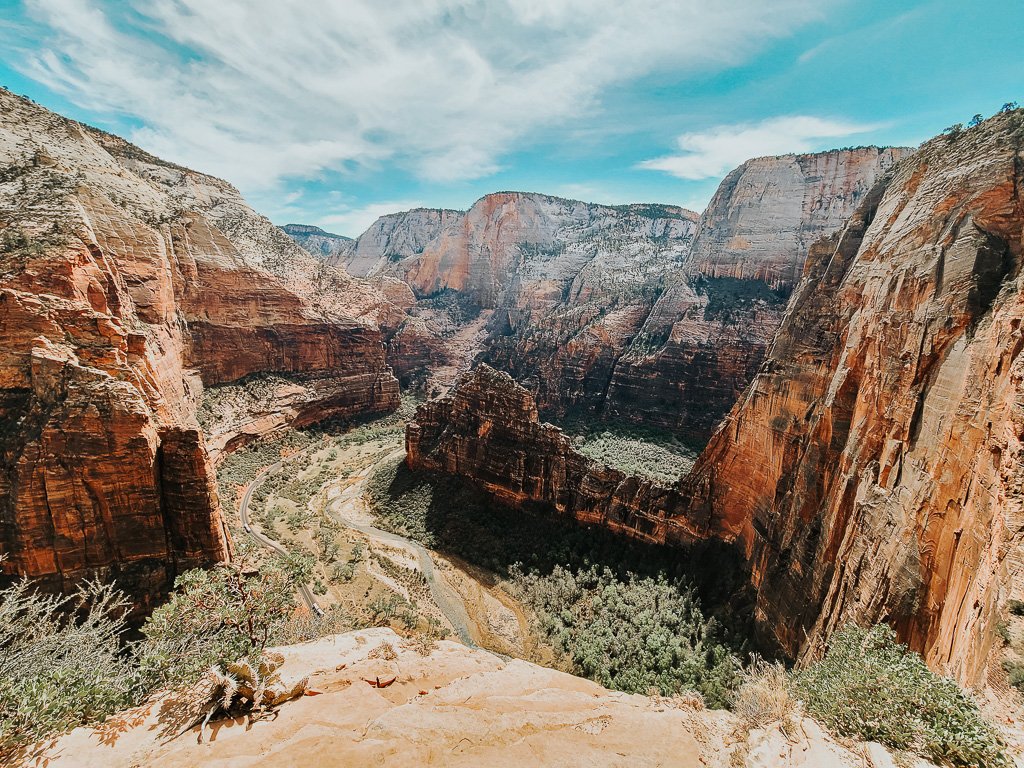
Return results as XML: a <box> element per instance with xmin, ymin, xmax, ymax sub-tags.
<box><xmin>684</xmin><ymin>112</ymin><xmax>1024</xmax><ymax>685</ymax></box>
<box><xmin>606</xmin><ymin>147</ymin><xmax>911</xmax><ymax>440</ymax></box>
<box><xmin>406</xmin><ymin>365</ymin><xmax>709</xmax><ymax>545</ymax></box>
<box><xmin>0</xmin><ymin>89</ymin><xmax>400</xmax><ymax>602</ymax></box>
<box><xmin>340</xmin><ymin>208</ymin><xmax>464</xmax><ymax>277</ymax></box>
<box><xmin>292</xmin><ymin>193</ymin><xmax>700</xmax><ymax>413</ymax></box>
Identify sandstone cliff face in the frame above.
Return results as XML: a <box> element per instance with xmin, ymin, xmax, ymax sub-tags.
<box><xmin>406</xmin><ymin>365</ymin><xmax>705</xmax><ymax>545</ymax></box>
<box><xmin>683</xmin><ymin>112</ymin><xmax>1024</xmax><ymax>685</ymax></box>
<box><xmin>0</xmin><ymin>89</ymin><xmax>400</xmax><ymax>602</ymax></box>
<box><xmin>606</xmin><ymin>147</ymin><xmax>910</xmax><ymax>440</ymax></box>
<box><xmin>340</xmin><ymin>208</ymin><xmax>463</xmax><ymax>277</ymax></box>
<box><xmin>291</xmin><ymin>193</ymin><xmax>699</xmax><ymax>413</ymax></box>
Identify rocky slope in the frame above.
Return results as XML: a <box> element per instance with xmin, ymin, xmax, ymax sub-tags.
<box><xmin>279</xmin><ymin>223</ymin><xmax>353</xmax><ymax>263</ymax></box>
<box><xmin>38</xmin><ymin>628</ymin><xmax>922</xmax><ymax>768</ymax></box>
<box><xmin>683</xmin><ymin>111</ymin><xmax>1024</xmax><ymax>686</ymax></box>
<box><xmin>0</xmin><ymin>89</ymin><xmax>402</xmax><ymax>604</ymax></box>
<box><xmin>605</xmin><ymin>147</ymin><xmax>910</xmax><ymax>440</ymax></box>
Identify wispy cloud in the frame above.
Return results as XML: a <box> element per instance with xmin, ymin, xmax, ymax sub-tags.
<box><xmin>637</xmin><ymin>116</ymin><xmax>878</xmax><ymax>179</ymax></box>
<box><xmin>8</xmin><ymin>0</ymin><xmax>832</xmax><ymax>190</ymax></box>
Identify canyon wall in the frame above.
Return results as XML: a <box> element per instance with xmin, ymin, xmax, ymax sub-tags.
<box><xmin>0</xmin><ymin>89</ymin><xmax>401</xmax><ymax>602</ymax></box>
<box><xmin>685</xmin><ymin>110</ymin><xmax>1024</xmax><ymax>685</ymax></box>
<box><xmin>405</xmin><ymin>113</ymin><xmax>1024</xmax><ymax>687</ymax></box>
<box><xmin>289</xmin><ymin>193</ymin><xmax>699</xmax><ymax>413</ymax></box>
<box><xmin>605</xmin><ymin>147</ymin><xmax>910</xmax><ymax>440</ymax></box>
<box><xmin>406</xmin><ymin>365</ymin><xmax>708</xmax><ymax>545</ymax></box>
<box><xmin>295</xmin><ymin>153</ymin><xmax>907</xmax><ymax>436</ymax></box>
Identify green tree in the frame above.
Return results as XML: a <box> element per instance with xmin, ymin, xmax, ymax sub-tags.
<box><xmin>139</xmin><ymin>554</ymin><xmax>298</xmax><ymax>688</ymax></box>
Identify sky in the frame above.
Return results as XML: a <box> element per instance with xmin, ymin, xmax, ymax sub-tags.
<box><xmin>0</xmin><ymin>1</ymin><xmax>1021</xmax><ymax>237</ymax></box>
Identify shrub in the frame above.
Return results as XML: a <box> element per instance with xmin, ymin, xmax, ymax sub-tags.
<box><xmin>506</xmin><ymin>564</ymin><xmax>741</xmax><ymax>708</ymax></box>
<box><xmin>0</xmin><ymin>580</ymin><xmax>140</xmax><ymax>755</ymax></box>
<box><xmin>138</xmin><ymin>555</ymin><xmax>298</xmax><ymax>689</ymax></box>
<box><xmin>732</xmin><ymin>658</ymin><xmax>796</xmax><ymax>732</ymax></box>
<box><xmin>792</xmin><ymin>624</ymin><xmax>1008</xmax><ymax>767</ymax></box>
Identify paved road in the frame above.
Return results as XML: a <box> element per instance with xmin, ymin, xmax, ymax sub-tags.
<box><xmin>239</xmin><ymin>454</ymin><xmax>323</xmax><ymax>616</ymax></box>
<box><xmin>327</xmin><ymin>450</ymin><xmax>477</xmax><ymax>647</ymax></box>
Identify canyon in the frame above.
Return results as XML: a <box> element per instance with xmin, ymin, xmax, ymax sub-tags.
<box><xmin>296</xmin><ymin>147</ymin><xmax>906</xmax><ymax>436</ymax></box>
<box><xmin>406</xmin><ymin>110</ymin><xmax>1024</xmax><ymax>691</ymax></box>
<box><xmin>0</xmin><ymin>89</ymin><xmax>412</xmax><ymax>603</ymax></box>
<box><xmin>2</xmin><ymin>81</ymin><xmax>1023</xmax><ymax>764</ymax></box>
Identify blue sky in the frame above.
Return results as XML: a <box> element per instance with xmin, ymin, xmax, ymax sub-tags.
<box><xmin>0</xmin><ymin>0</ymin><xmax>1021</xmax><ymax>236</ymax></box>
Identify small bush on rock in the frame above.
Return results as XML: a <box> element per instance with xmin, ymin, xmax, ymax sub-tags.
<box><xmin>792</xmin><ymin>624</ymin><xmax>1008</xmax><ymax>767</ymax></box>
<box><xmin>0</xmin><ymin>580</ymin><xmax>140</xmax><ymax>755</ymax></box>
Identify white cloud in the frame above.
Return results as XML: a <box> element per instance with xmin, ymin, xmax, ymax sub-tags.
<box><xmin>638</xmin><ymin>116</ymin><xmax>878</xmax><ymax>179</ymax></box>
<box><xmin>10</xmin><ymin>0</ymin><xmax>832</xmax><ymax>190</ymax></box>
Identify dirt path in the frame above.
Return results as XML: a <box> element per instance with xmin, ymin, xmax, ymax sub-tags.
<box><xmin>238</xmin><ymin>451</ymin><xmax>322</xmax><ymax>615</ymax></box>
<box><xmin>325</xmin><ymin>447</ymin><xmax>478</xmax><ymax>647</ymax></box>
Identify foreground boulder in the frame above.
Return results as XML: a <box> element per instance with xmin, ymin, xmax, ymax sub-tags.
<box><xmin>34</xmin><ymin>628</ymin><xmax>927</xmax><ymax>768</ymax></box>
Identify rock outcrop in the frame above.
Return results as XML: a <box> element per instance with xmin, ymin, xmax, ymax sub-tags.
<box><xmin>0</xmin><ymin>89</ymin><xmax>401</xmax><ymax>603</ymax></box>
<box><xmin>406</xmin><ymin>365</ymin><xmax>705</xmax><ymax>545</ymax></box>
<box><xmin>38</xmin><ymin>627</ymin><xmax>923</xmax><ymax>768</ymax></box>
<box><xmin>606</xmin><ymin>147</ymin><xmax>910</xmax><ymax>440</ymax></box>
<box><xmin>295</xmin><ymin>153</ymin><xmax>908</xmax><ymax>435</ymax></box>
<box><xmin>684</xmin><ymin>111</ymin><xmax>1024</xmax><ymax>686</ymax></box>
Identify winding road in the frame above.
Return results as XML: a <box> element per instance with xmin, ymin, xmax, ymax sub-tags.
<box><xmin>238</xmin><ymin>441</ymin><xmax>479</xmax><ymax>647</ymax></box>
<box><xmin>326</xmin><ymin>449</ymin><xmax>478</xmax><ymax>648</ymax></box>
<box><xmin>238</xmin><ymin>454</ymin><xmax>323</xmax><ymax>616</ymax></box>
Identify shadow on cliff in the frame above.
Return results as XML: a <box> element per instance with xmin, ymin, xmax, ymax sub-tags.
<box><xmin>368</xmin><ymin>459</ymin><xmax>764</xmax><ymax>659</ymax></box>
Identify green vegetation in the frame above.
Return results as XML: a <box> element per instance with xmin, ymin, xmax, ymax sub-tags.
<box><xmin>572</xmin><ymin>425</ymin><xmax>698</xmax><ymax>484</ymax></box>
<box><xmin>138</xmin><ymin>549</ymin><xmax>303</xmax><ymax>688</ymax></box>
<box><xmin>366</xmin><ymin>458</ymin><xmax>752</xmax><ymax>707</ymax></box>
<box><xmin>507</xmin><ymin>564</ymin><xmax>740</xmax><ymax>706</ymax></box>
<box><xmin>0</xmin><ymin>547</ymin><xmax>352</xmax><ymax>757</ymax></box>
<box><xmin>0</xmin><ymin>580</ymin><xmax>138</xmax><ymax>755</ymax></box>
<box><xmin>793</xmin><ymin>624</ymin><xmax>1008</xmax><ymax>767</ymax></box>
<box><xmin>690</xmin><ymin>274</ymin><xmax>790</xmax><ymax>322</ymax></box>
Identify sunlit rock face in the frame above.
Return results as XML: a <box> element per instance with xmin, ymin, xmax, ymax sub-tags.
<box><xmin>605</xmin><ymin>147</ymin><xmax>911</xmax><ymax>442</ymax></box>
<box><xmin>0</xmin><ymin>88</ymin><xmax>403</xmax><ymax>605</ymax></box>
<box><xmin>683</xmin><ymin>112</ymin><xmax>1024</xmax><ymax>685</ymax></box>
<box><xmin>278</xmin><ymin>223</ymin><xmax>353</xmax><ymax>264</ymax></box>
<box><xmin>299</xmin><ymin>192</ymin><xmax>700</xmax><ymax>413</ymax></box>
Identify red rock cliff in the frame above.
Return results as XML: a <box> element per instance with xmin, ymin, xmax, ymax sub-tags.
<box><xmin>406</xmin><ymin>365</ymin><xmax>709</xmax><ymax>545</ymax></box>
<box><xmin>683</xmin><ymin>111</ymin><xmax>1024</xmax><ymax>685</ymax></box>
<box><xmin>0</xmin><ymin>89</ymin><xmax>400</xmax><ymax>603</ymax></box>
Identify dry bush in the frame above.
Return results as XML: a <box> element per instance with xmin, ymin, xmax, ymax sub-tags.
<box><xmin>732</xmin><ymin>658</ymin><xmax>796</xmax><ymax>732</ymax></box>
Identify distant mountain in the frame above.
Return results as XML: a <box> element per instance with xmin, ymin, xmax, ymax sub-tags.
<box><xmin>280</xmin><ymin>223</ymin><xmax>354</xmax><ymax>262</ymax></box>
